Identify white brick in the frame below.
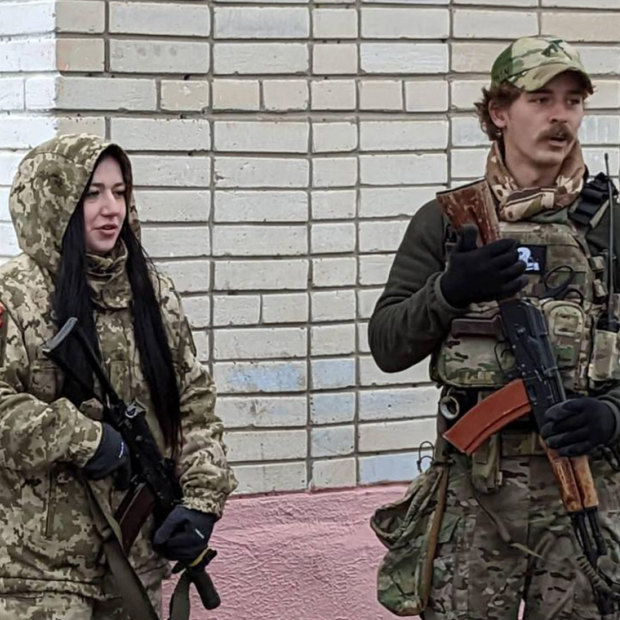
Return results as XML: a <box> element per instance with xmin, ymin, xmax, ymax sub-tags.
<box><xmin>214</xmin><ymin>43</ymin><xmax>308</xmax><ymax>75</ymax></box>
<box><xmin>135</xmin><ymin>191</ymin><xmax>210</xmax><ymax>223</ymax></box>
<box><xmin>156</xmin><ymin>260</ymin><xmax>210</xmax><ymax>294</ymax></box>
<box><xmin>454</xmin><ymin>10</ymin><xmax>538</xmax><ymax>38</ymax></box>
<box><xmin>313</xmin><ymin>9</ymin><xmax>358</xmax><ymax>39</ymax></box>
<box><xmin>0</xmin><ymin>152</ymin><xmax>25</xmax><ymax>186</ymax></box>
<box><xmin>311</xmin><ymin>190</ymin><xmax>356</xmax><ymax>220</ymax></box>
<box><xmin>228</xmin><ymin>429</ymin><xmax>307</xmax><ymax>462</ymax></box>
<box><xmin>357</xmin><ymin>322</ymin><xmax>370</xmax><ymax>351</ymax></box>
<box><xmin>310</xmin><ymin>393</ymin><xmax>355</xmax><ymax>425</ymax></box>
<box><xmin>358</xmin><ymin>419</ymin><xmax>436</xmax><ymax>452</ymax></box>
<box><xmin>234</xmin><ymin>462</ymin><xmax>306</xmax><ymax>495</ymax></box>
<box><xmin>451</xmin><ymin>148</ymin><xmax>486</xmax><ymax>178</ymax></box>
<box><xmin>214</xmin><ymin>7</ymin><xmax>309</xmax><ymax>38</ymax></box>
<box><xmin>215</xmin><ymin>157</ymin><xmax>309</xmax><ymax>188</ymax></box>
<box><xmin>542</xmin><ymin>12</ymin><xmax>620</xmax><ymax>41</ymax></box>
<box><xmin>214</xmin><ymin>361</ymin><xmax>307</xmax><ymax>393</ymax></box>
<box><xmin>0</xmin><ymin>38</ymin><xmax>55</xmax><ymax>72</ymax></box>
<box><xmin>361</xmin><ymin>43</ymin><xmax>448</xmax><ymax>74</ymax></box>
<box><xmin>141</xmin><ymin>226</ymin><xmax>209</xmax><ymax>258</ymax></box>
<box><xmin>215</xmin><ymin>121</ymin><xmax>309</xmax><ymax>154</ymax></box>
<box><xmin>56</xmin><ymin>1</ymin><xmax>105</xmax><ymax>33</ymax></box>
<box><xmin>578</xmin><ymin>47</ymin><xmax>620</xmax><ymax>76</ymax></box>
<box><xmin>311</xmin><ymin>80</ymin><xmax>356</xmax><ymax>111</ymax></box>
<box><xmin>0</xmin><ymin>78</ymin><xmax>24</xmax><ymax>111</ymax></box>
<box><xmin>131</xmin><ymin>155</ymin><xmax>210</xmax><ymax>188</ymax></box>
<box><xmin>359</xmin><ymin>221</ymin><xmax>408</xmax><ymax>253</ymax></box>
<box><xmin>359</xmin><ymin>356</ymin><xmax>430</xmax><ymax>386</ymax></box>
<box><xmin>584</xmin><ymin>149</ymin><xmax>620</xmax><ymax>179</ymax></box>
<box><xmin>110</xmin><ymin>40</ymin><xmax>209</xmax><ymax>74</ymax></box>
<box><xmin>0</xmin><ymin>1</ymin><xmax>54</xmax><ymax>36</ymax></box>
<box><xmin>28</xmin><ymin>77</ymin><xmax>157</xmax><ymax>111</ymax></box>
<box><xmin>55</xmin><ymin>116</ymin><xmax>106</xmax><ymax>137</ymax></box>
<box><xmin>312</xmin><ymin>257</ymin><xmax>357</xmax><ymax>287</ymax></box>
<box><xmin>212</xmin><ymin>80</ymin><xmax>259</xmax><ymax>111</ymax></box>
<box><xmin>452</xmin><ymin>117</ymin><xmax>488</xmax><ymax>147</ymax></box>
<box><xmin>362</xmin><ymin>8</ymin><xmax>449</xmax><ymax>38</ymax></box>
<box><xmin>262</xmin><ymin>293</ymin><xmax>309</xmax><ymax>323</ymax></box>
<box><xmin>360</xmin><ymin>120</ymin><xmax>448</xmax><ymax>151</ymax></box>
<box><xmin>313</xmin><ymin>44</ymin><xmax>358</xmax><ymax>75</ymax></box>
<box><xmin>111</xmin><ymin>118</ymin><xmax>210</xmax><ymax>151</ymax></box>
<box><xmin>358</xmin><ymin>289</ymin><xmax>381</xmax><ymax>320</ymax></box>
<box><xmin>0</xmin><ymin>222</ymin><xmax>18</xmax><ymax>254</ymax></box>
<box><xmin>405</xmin><ymin>80</ymin><xmax>448</xmax><ymax>112</ymax></box>
<box><xmin>590</xmin><ymin>82</ymin><xmax>620</xmax><ymax>110</ymax></box>
<box><xmin>360</xmin><ymin>386</ymin><xmax>441</xmax><ymax>421</ymax></box>
<box><xmin>543</xmin><ymin>0</ymin><xmax>620</xmax><ymax>6</ymax></box>
<box><xmin>313</xmin><ymin>157</ymin><xmax>357</xmax><ymax>188</ymax></box>
<box><xmin>359</xmin><ymin>255</ymin><xmax>393</xmax><ymax>286</ymax></box>
<box><xmin>311</xmin><ymin>222</ymin><xmax>356</xmax><ymax>254</ymax></box>
<box><xmin>311</xmin><ymin>323</ymin><xmax>356</xmax><ymax>355</ymax></box>
<box><xmin>0</xmin><ymin>117</ymin><xmax>55</xmax><ymax>149</ymax></box>
<box><xmin>451</xmin><ymin>80</ymin><xmax>487</xmax><ymax>111</ymax></box>
<box><xmin>580</xmin><ymin>116</ymin><xmax>620</xmax><ymax>146</ymax></box>
<box><xmin>215</xmin><ymin>260</ymin><xmax>309</xmax><ymax>291</ymax></box>
<box><xmin>359</xmin><ymin>80</ymin><xmax>403</xmax><ymax>111</ymax></box>
<box><xmin>360</xmin><ymin>187</ymin><xmax>438</xmax><ymax>218</ymax></box>
<box><xmin>215</xmin><ymin>191</ymin><xmax>308</xmax><ymax>223</ymax></box>
<box><xmin>311</xmin><ymin>291</ymin><xmax>356</xmax><ymax>321</ymax></box>
<box><xmin>311</xmin><ymin>459</ymin><xmax>356</xmax><ymax>489</ymax></box>
<box><xmin>213</xmin><ymin>225</ymin><xmax>307</xmax><ymax>256</ymax></box>
<box><xmin>313</xmin><ymin>122</ymin><xmax>357</xmax><ymax>153</ymax></box>
<box><xmin>56</xmin><ymin>38</ymin><xmax>104</xmax><ymax>72</ymax></box>
<box><xmin>311</xmin><ymin>358</ymin><xmax>356</xmax><ymax>389</ymax></box>
<box><xmin>110</xmin><ymin>2</ymin><xmax>210</xmax><ymax>36</ymax></box>
<box><xmin>311</xmin><ymin>426</ymin><xmax>354</xmax><ymax>457</ymax></box>
<box><xmin>215</xmin><ymin>327</ymin><xmax>307</xmax><ymax>360</ymax></box>
<box><xmin>360</xmin><ymin>154</ymin><xmax>447</xmax><ymax>185</ymax></box>
<box><xmin>263</xmin><ymin>80</ymin><xmax>309</xmax><ymax>111</ymax></box>
<box><xmin>456</xmin><ymin>0</ymin><xmax>535</xmax><ymax>4</ymax></box>
<box><xmin>451</xmin><ymin>42</ymin><xmax>504</xmax><ymax>73</ymax></box>
<box><xmin>161</xmin><ymin>81</ymin><xmax>209</xmax><ymax>112</ymax></box>
<box><xmin>213</xmin><ymin>295</ymin><xmax>261</xmax><ymax>326</ymax></box>
<box><xmin>218</xmin><ymin>396</ymin><xmax>307</xmax><ymax>428</ymax></box>
<box><xmin>182</xmin><ymin>296</ymin><xmax>210</xmax><ymax>329</ymax></box>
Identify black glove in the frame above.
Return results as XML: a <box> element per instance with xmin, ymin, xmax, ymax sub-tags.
<box><xmin>153</xmin><ymin>505</ymin><xmax>217</xmax><ymax>563</ymax></box>
<box><xmin>540</xmin><ymin>397</ymin><xmax>618</xmax><ymax>456</ymax></box>
<box><xmin>440</xmin><ymin>223</ymin><xmax>528</xmax><ymax>307</ymax></box>
<box><xmin>83</xmin><ymin>423</ymin><xmax>132</xmax><ymax>490</ymax></box>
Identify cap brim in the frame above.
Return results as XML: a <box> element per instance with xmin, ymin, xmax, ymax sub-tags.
<box><xmin>514</xmin><ymin>63</ymin><xmax>593</xmax><ymax>94</ymax></box>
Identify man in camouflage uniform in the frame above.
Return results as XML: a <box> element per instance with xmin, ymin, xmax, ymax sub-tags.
<box><xmin>0</xmin><ymin>134</ymin><xmax>237</xmax><ymax>618</ymax></box>
<box><xmin>369</xmin><ymin>36</ymin><xmax>620</xmax><ymax>619</ymax></box>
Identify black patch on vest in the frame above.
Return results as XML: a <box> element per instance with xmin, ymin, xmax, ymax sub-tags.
<box><xmin>517</xmin><ymin>245</ymin><xmax>546</xmax><ymax>273</ymax></box>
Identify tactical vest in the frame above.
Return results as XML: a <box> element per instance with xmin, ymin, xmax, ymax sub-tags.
<box><xmin>432</xmin><ymin>185</ymin><xmax>620</xmax><ymax>395</ymax></box>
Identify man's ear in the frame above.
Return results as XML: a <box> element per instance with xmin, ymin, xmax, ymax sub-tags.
<box><xmin>488</xmin><ymin>100</ymin><xmax>508</xmax><ymax>129</ymax></box>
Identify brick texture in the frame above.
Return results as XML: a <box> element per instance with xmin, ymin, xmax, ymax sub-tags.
<box><xmin>1</xmin><ymin>1</ymin><xmax>619</xmax><ymax>494</ymax></box>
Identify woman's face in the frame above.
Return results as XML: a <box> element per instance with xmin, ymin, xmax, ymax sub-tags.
<box><xmin>83</xmin><ymin>156</ymin><xmax>127</xmax><ymax>255</ymax></box>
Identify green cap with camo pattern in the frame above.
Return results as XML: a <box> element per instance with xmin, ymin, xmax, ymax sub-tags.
<box><xmin>491</xmin><ymin>35</ymin><xmax>593</xmax><ymax>94</ymax></box>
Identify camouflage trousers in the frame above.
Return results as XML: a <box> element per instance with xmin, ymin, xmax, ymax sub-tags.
<box><xmin>0</xmin><ymin>582</ymin><xmax>162</xmax><ymax>620</ymax></box>
<box><xmin>423</xmin><ymin>450</ymin><xmax>620</xmax><ymax>620</ymax></box>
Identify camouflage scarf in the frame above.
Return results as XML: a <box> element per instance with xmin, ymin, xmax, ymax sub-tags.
<box><xmin>485</xmin><ymin>141</ymin><xmax>585</xmax><ymax>221</ymax></box>
<box><xmin>86</xmin><ymin>241</ymin><xmax>131</xmax><ymax>309</ymax></box>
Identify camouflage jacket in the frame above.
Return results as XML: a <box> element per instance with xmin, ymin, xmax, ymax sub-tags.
<box><xmin>0</xmin><ymin>135</ymin><xmax>237</xmax><ymax>598</ymax></box>
<box><xmin>368</xmin><ymin>180</ymin><xmax>620</xmax><ymax>415</ymax></box>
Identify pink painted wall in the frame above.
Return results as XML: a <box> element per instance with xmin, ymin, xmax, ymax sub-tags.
<box><xmin>163</xmin><ymin>485</ymin><xmax>413</xmax><ymax>620</ymax></box>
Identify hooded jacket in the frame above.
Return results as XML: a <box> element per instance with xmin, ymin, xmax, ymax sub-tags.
<box><xmin>0</xmin><ymin>134</ymin><xmax>237</xmax><ymax>597</ymax></box>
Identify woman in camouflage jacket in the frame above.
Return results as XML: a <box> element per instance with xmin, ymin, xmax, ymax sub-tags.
<box><xmin>0</xmin><ymin>134</ymin><xmax>237</xmax><ymax>618</ymax></box>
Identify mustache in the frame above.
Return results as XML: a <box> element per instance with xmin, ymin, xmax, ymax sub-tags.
<box><xmin>540</xmin><ymin>124</ymin><xmax>573</xmax><ymax>141</ymax></box>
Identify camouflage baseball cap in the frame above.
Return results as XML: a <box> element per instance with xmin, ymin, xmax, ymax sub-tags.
<box><xmin>491</xmin><ymin>35</ymin><xmax>593</xmax><ymax>94</ymax></box>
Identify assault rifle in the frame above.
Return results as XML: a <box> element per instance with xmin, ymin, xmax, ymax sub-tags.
<box><xmin>437</xmin><ymin>180</ymin><xmax>614</xmax><ymax>615</ymax></box>
<box><xmin>43</xmin><ymin>317</ymin><xmax>220</xmax><ymax>618</ymax></box>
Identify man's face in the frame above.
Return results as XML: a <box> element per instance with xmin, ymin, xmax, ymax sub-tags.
<box><xmin>490</xmin><ymin>71</ymin><xmax>587</xmax><ymax>172</ymax></box>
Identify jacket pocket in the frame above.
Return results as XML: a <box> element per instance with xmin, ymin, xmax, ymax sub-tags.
<box><xmin>370</xmin><ymin>463</ymin><xmax>450</xmax><ymax>616</ymax></box>
<box><xmin>28</xmin><ymin>359</ymin><xmax>62</xmax><ymax>403</ymax></box>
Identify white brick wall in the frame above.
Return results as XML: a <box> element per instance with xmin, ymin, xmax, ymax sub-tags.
<box><xmin>1</xmin><ymin>1</ymin><xmax>620</xmax><ymax>494</ymax></box>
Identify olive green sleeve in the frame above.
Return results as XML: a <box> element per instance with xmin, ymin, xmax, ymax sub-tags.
<box><xmin>368</xmin><ymin>200</ymin><xmax>467</xmax><ymax>373</ymax></box>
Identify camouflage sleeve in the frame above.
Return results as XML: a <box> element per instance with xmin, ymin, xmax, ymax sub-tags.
<box><xmin>368</xmin><ymin>200</ymin><xmax>467</xmax><ymax>373</ymax></box>
<box><xmin>160</xmin><ymin>280</ymin><xmax>237</xmax><ymax>517</ymax></box>
<box><xmin>0</xmin><ymin>304</ymin><xmax>102</xmax><ymax>471</ymax></box>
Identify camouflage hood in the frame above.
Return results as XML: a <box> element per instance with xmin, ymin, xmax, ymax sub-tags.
<box><xmin>9</xmin><ymin>133</ymin><xmax>140</xmax><ymax>275</ymax></box>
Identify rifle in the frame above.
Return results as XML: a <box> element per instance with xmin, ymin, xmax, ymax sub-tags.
<box><xmin>42</xmin><ymin>317</ymin><xmax>220</xmax><ymax>616</ymax></box>
<box><xmin>436</xmin><ymin>180</ymin><xmax>614</xmax><ymax>614</ymax></box>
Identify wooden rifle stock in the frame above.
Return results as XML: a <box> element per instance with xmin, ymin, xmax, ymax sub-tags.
<box><xmin>115</xmin><ymin>482</ymin><xmax>156</xmax><ymax>553</ymax></box>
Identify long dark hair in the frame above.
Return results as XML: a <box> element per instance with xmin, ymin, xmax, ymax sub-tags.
<box><xmin>53</xmin><ymin>151</ymin><xmax>182</xmax><ymax>455</ymax></box>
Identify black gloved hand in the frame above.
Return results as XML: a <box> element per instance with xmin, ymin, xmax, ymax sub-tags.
<box><xmin>83</xmin><ymin>423</ymin><xmax>132</xmax><ymax>490</ymax></box>
<box><xmin>153</xmin><ymin>505</ymin><xmax>217</xmax><ymax>563</ymax></box>
<box><xmin>440</xmin><ymin>223</ymin><xmax>528</xmax><ymax>307</ymax></box>
<box><xmin>540</xmin><ymin>397</ymin><xmax>618</xmax><ymax>456</ymax></box>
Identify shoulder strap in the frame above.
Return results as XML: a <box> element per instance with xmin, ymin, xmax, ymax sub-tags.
<box><xmin>570</xmin><ymin>172</ymin><xmax>618</xmax><ymax>229</ymax></box>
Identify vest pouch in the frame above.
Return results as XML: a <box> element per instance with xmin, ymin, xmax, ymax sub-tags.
<box><xmin>370</xmin><ymin>463</ymin><xmax>449</xmax><ymax>616</ymax></box>
<box><xmin>588</xmin><ymin>294</ymin><xmax>620</xmax><ymax>384</ymax></box>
